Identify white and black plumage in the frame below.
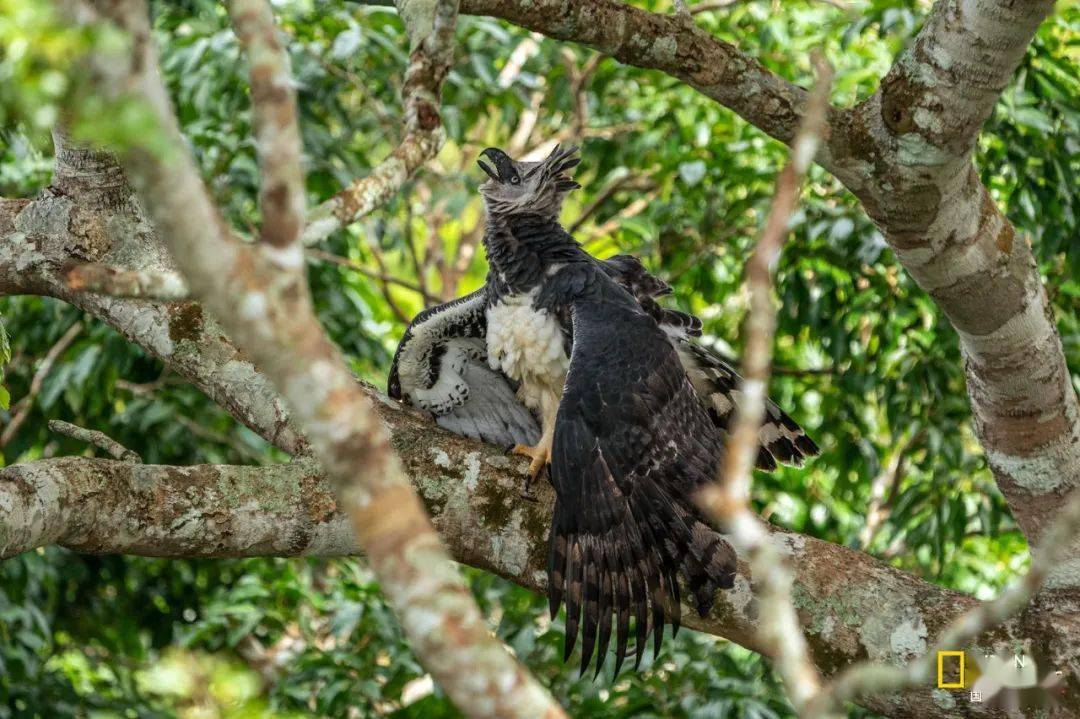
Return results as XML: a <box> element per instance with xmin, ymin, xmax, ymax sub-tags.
<box><xmin>388</xmin><ymin>145</ymin><xmax>819</xmax><ymax>675</ymax></box>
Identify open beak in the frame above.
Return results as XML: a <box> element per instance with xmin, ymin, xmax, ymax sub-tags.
<box><xmin>478</xmin><ymin>147</ymin><xmax>515</xmax><ymax>183</ymax></box>
<box><xmin>477</xmin><ymin>158</ymin><xmax>498</xmax><ymax>181</ymax></box>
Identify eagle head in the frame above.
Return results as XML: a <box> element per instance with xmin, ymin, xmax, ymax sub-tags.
<box><xmin>477</xmin><ymin>144</ymin><xmax>581</xmax><ymax>219</ymax></box>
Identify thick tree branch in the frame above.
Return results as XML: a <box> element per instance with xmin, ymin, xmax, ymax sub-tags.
<box><xmin>0</xmin><ymin>198</ymin><xmax>31</xmax><ymax>235</ymax></box>
<box><xmin>66</xmin><ymin>262</ymin><xmax>189</xmax><ymax>299</ymax></box>
<box><xmin>830</xmin><ymin>0</ymin><xmax>1080</xmax><ymax>577</ymax></box>
<box><xmin>3</xmin><ymin>430</ymin><xmax>1079</xmax><ymax>718</ymax></box>
<box><xmin>816</xmin><ymin>490</ymin><xmax>1080</xmax><ymax>715</ymax></box>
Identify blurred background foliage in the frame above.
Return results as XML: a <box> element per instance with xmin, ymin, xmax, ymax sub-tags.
<box><xmin>0</xmin><ymin>0</ymin><xmax>1077</xmax><ymax>716</ymax></box>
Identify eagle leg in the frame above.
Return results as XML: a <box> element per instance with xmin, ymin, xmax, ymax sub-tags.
<box><xmin>510</xmin><ymin>441</ymin><xmax>552</xmax><ymax>502</ymax></box>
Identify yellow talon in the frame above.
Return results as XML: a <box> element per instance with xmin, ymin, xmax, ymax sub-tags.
<box><xmin>511</xmin><ymin>443</ymin><xmax>552</xmax><ymax>480</ymax></box>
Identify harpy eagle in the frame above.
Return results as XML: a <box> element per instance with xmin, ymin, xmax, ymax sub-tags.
<box><xmin>388</xmin><ymin>145</ymin><xmax>818</xmax><ymax>675</ymax></box>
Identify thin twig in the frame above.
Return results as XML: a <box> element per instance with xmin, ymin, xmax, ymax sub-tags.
<box><xmin>301</xmin><ymin>0</ymin><xmax>459</xmax><ymax>245</ymax></box>
<box><xmin>115</xmin><ymin>374</ymin><xmax>184</xmax><ymax>396</ymax></box>
<box><xmin>497</xmin><ymin>33</ymin><xmax>541</xmax><ymax>88</ymax></box>
<box><xmin>401</xmin><ymin>197</ymin><xmax>433</xmax><ymax>304</ymax></box>
<box><xmin>1</xmin><ymin>322</ymin><xmax>82</xmax><ymax>447</ymax></box>
<box><xmin>859</xmin><ymin>427</ymin><xmax>925</xmax><ymax>549</ymax></box>
<box><xmin>229</xmin><ymin>0</ymin><xmax>306</xmax><ymax>259</ymax></box>
<box><xmin>306</xmin><ymin>248</ymin><xmax>439</xmax><ymax>304</ymax></box>
<box><xmin>567</xmin><ymin>173</ymin><xmax>653</xmax><ymax>234</ymax></box>
<box><xmin>580</xmin><ymin>194</ymin><xmax>655</xmax><ymax>245</ymax></box>
<box><xmin>697</xmin><ymin>53</ymin><xmax>834</xmax><ymax>717</ymax></box>
<box><xmin>365</xmin><ymin>240</ymin><xmax>414</xmax><ymax>323</ymax></box>
<box><xmin>48</xmin><ymin>419</ymin><xmax>142</xmax><ymax>463</ymax></box>
<box><xmin>176</xmin><ymin>415</ymin><xmax>268</xmax><ymax>464</ymax></box>
<box><xmin>443</xmin><ymin>222</ymin><xmax>482</xmax><ymax>299</ymax></box>
<box><xmin>66</xmin><ymin>263</ymin><xmax>189</xmax><ymax>299</ymax></box>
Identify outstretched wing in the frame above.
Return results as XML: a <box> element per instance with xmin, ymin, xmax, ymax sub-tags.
<box><xmin>676</xmin><ymin>340</ymin><xmax>820</xmax><ymax>470</ymax></box>
<box><xmin>601</xmin><ymin>254</ymin><xmax>702</xmax><ymax>337</ymax></box>
<box><xmin>601</xmin><ymin>254</ymin><xmax>820</xmax><ymax>469</ymax></box>
<box><xmin>388</xmin><ymin>286</ymin><xmax>540</xmax><ymax>447</ymax></box>
<box><xmin>546</xmin><ymin>269</ymin><xmax>736</xmax><ymax>677</ymax></box>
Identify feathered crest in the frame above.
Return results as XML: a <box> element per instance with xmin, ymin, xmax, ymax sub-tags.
<box><xmin>478</xmin><ymin>144</ymin><xmax>581</xmax><ymax>218</ymax></box>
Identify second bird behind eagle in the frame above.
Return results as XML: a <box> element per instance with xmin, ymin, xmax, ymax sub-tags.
<box><xmin>388</xmin><ymin>144</ymin><xmax>818</xmax><ymax>675</ymax></box>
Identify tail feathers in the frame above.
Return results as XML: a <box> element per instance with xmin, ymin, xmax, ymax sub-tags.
<box><xmin>548</xmin><ymin>492</ymin><xmax>737</xmax><ymax>677</ymax></box>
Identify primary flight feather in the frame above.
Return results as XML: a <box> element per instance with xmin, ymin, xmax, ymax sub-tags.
<box><xmin>388</xmin><ymin>145</ymin><xmax>819</xmax><ymax>675</ymax></box>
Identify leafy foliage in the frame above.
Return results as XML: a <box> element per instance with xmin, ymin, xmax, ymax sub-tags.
<box><xmin>0</xmin><ymin>0</ymin><xmax>1077</xmax><ymax>717</ymax></box>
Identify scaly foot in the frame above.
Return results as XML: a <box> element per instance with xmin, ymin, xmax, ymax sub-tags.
<box><xmin>509</xmin><ymin>442</ymin><xmax>551</xmax><ymax>501</ymax></box>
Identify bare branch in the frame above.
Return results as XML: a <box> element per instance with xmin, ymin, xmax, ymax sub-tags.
<box><xmin>301</xmin><ymin>0</ymin><xmax>460</xmax><ymax>245</ymax></box>
<box><xmin>1</xmin><ymin>321</ymin><xmax>82</xmax><ymax>447</ymax></box>
<box><xmin>66</xmin><ymin>262</ymin><xmax>189</xmax><ymax>299</ymax></box>
<box><xmin>858</xmin><ymin>427</ymin><xmax>925</xmax><ymax>550</ymax></box>
<box><xmin>47</xmin><ymin>419</ymin><xmax>142</xmax><ymax>463</ymax></box>
<box><xmin>567</xmin><ymin>171</ymin><xmax>654</xmax><ymax>234</ymax></box>
<box><xmin>697</xmin><ymin>54</ymin><xmax>834</xmax><ymax>716</ymax></box>
<box><xmin>306</xmin><ymin>248</ymin><xmax>439</xmax><ymax>304</ymax></box>
<box><xmin>228</xmin><ymin>0</ymin><xmax>306</xmax><ymax>255</ymax></box>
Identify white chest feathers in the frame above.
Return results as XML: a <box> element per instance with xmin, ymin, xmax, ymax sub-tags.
<box><xmin>486</xmin><ymin>290</ymin><xmax>570</xmax><ymax>411</ymax></box>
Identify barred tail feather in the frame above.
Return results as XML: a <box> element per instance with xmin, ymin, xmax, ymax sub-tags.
<box><xmin>548</xmin><ymin>490</ymin><xmax>736</xmax><ymax>677</ymax></box>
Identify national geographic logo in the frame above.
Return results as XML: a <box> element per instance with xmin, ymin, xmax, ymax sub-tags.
<box><xmin>936</xmin><ymin>649</ymin><xmax>1067</xmax><ymax>712</ymax></box>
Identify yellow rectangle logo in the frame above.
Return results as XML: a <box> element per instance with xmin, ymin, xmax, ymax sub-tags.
<box><xmin>937</xmin><ymin>651</ymin><xmax>965</xmax><ymax>689</ymax></box>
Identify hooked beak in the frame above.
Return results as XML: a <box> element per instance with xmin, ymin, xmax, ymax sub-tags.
<box><xmin>478</xmin><ymin>147</ymin><xmax>513</xmax><ymax>183</ymax></box>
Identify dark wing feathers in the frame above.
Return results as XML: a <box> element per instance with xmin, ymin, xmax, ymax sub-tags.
<box><xmin>548</xmin><ymin>271</ymin><xmax>736</xmax><ymax>676</ymax></box>
<box><xmin>600</xmin><ymin>254</ymin><xmax>820</xmax><ymax>468</ymax></box>
<box><xmin>677</xmin><ymin>340</ymin><xmax>820</xmax><ymax>468</ymax></box>
<box><xmin>390</xmin><ymin>251</ymin><xmax>819</xmax><ymax>678</ymax></box>
<box><xmin>388</xmin><ymin>285</ymin><xmax>540</xmax><ymax>447</ymax></box>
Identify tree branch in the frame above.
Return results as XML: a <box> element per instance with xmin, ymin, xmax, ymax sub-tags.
<box><xmin>229</xmin><ymin>0</ymin><xmax>306</xmax><ymax>255</ymax></box>
<box><xmin>301</xmin><ymin>0</ymin><xmax>460</xmax><ymax>245</ymax></box>
<box><xmin>66</xmin><ymin>262</ymin><xmax>189</xmax><ymax>299</ymax></box>
<box><xmin>3</xmin><ymin>436</ymin><xmax>1079</xmax><ymax>718</ymax></box>
<box><xmin>306</xmin><ymin>248</ymin><xmax>439</xmax><ymax>304</ymax></box>
<box><xmin>699</xmin><ymin>54</ymin><xmax>834</xmax><ymax>716</ymax></box>
<box><xmin>47</xmin><ymin>419</ymin><xmax>142</xmax><ymax>462</ymax></box>
<box><xmin>0</xmin><ymin>198</ymin><xmax>31</xmax><ymax>235</ymax></box>
<box><xmin>67</xmin><ymin>1</ymin><xmax>565</xmax><ymax>716</ymax></box>
<box><xmin>814</xmin><ymin>489</ymin><xmax>1080</xmax><ymax>715</ymax></box>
